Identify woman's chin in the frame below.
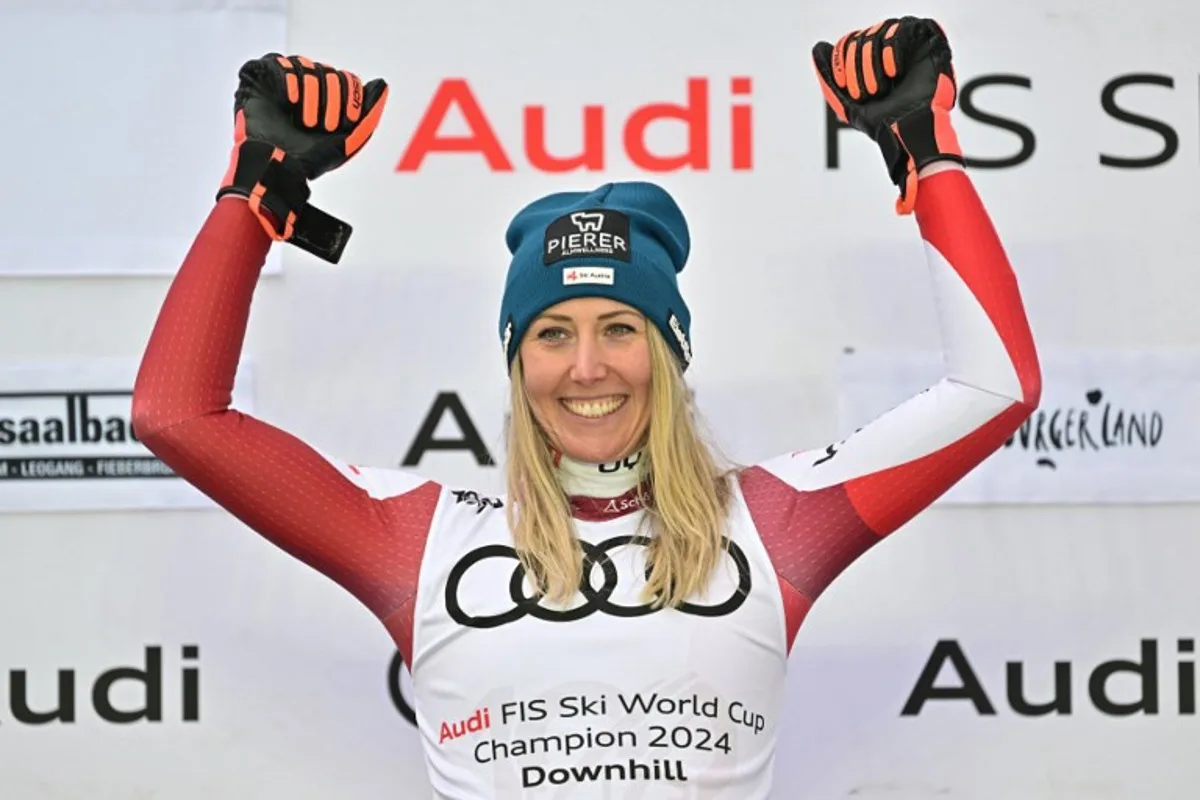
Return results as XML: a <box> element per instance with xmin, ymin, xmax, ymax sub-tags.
<box><xmin>552</xmin><ymin>429</ymin><xmax>638</xmax><ymax>465</ymax></box>
<box><xmin>556</xmin><ymin>441</ymin><xmax>627</xmax><ymax>465</ymax></box>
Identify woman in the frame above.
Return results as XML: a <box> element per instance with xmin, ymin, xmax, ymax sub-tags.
<box><xmin>133</xmin><ymin>17</ymin><xmax>1040</xmax><ymax>799</ymax></box>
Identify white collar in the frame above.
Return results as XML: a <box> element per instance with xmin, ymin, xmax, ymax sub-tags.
<box><xmin>554</xmin><ymin>450</ymin><xmax>644</xmax><ymax>499</ymax></box>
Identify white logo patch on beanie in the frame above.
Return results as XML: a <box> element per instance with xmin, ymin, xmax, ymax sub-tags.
<box><xmin>563</xmin><ymin>267</ymin><xmax>615</xmax><ymax>286</ymax></box>
<box><xmin>544</xmin><ymin>209</ymin><xmax>631</xmax><ymax>265</ymax></box>
<box><xmin>669</xmin><ymin>312</ymin><xmax>692</xmax><ymax>365</ymax></box>
<box><xmin>501</xmin><ymin>319</ymin><xmax>513</xmax><ymax>357</ymax></box>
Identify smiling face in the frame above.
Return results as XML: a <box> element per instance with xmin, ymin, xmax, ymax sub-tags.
<box><xmin>518</xmin><ymin>297</ymin><xmax>653</xmax><ymax>465</ymax></box>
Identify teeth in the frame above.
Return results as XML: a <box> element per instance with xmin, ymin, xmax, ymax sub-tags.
<box><xmin>562</xmin><ymin>396</ymin><xmax>626</xmax><ymax>418</ymax></box>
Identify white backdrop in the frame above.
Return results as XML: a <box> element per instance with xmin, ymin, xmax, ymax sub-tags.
<box><xmin>0</xmin><ymin>0</ymin><xmax>286</xmax><ymax>276</ymax></box>
<box><xmin>2</xmin><ymin>0</ymin><xmax>1199</xmax><ymax>798</ymax></box>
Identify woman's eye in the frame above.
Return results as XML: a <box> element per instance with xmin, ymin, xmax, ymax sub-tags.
<box><xmin>607</xmin><ymin>323</ymin><xmax>636</xmax><ymax>336</ymax></box>
<box><xmin>537</xmin><ymin>327</ymin><xmax>568</xmax><ymax>341</ymax></box>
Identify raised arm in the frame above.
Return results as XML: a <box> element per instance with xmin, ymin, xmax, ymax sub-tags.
<box><xmin>742</xmin><ymin>19</ymin><xmax>1041</xmax><ymax>649</ymax></box>
<box><xmin>744</xmin><ymin>164</ymin><xmax>1040</xmax><ymax>648</ymax></box>
<box><xmin>132</xmin><ymin>56</ymin><xmax>437</xmax><ymax>660</ymax></box>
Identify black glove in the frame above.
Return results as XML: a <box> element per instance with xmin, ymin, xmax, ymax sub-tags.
<box><xmin>812</xmin><ymin>17</ymin><xmax>963</xmax><ymax>215</ymax></box>
<box><xmin>217</xmin><ymin>54</ymin><xmax>389</xmax><ymax>263</ymax></box>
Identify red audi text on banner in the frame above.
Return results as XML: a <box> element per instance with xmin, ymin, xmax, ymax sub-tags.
<box><xmin>396</xmin><ymin>78</ymin><xmax>754</xmax><ymax>173</ymax></box>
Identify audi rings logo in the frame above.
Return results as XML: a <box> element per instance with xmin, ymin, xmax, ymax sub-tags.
<box><xmin>445</xmin><ymin>535</ymin><xmax>752</xmax><ymax>629</ymax></box>
<box><xmin>387</xmin><ymin>652</ymin><xmax>417</xmax><ymax>727</ymax></box>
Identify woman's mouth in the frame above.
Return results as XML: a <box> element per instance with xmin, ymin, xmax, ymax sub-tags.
<box><xmin>560</xmin><ymin>395</ymin><xmax>628</xmax><ymax>419</ymax></box>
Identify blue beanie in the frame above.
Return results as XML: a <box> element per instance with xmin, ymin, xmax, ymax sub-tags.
<box><xmin>498</xmin><ymin>181</ymin><xmax>693</xmax><ymax>371</ymax></box>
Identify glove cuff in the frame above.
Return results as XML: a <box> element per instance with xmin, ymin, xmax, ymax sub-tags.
<box><xmin>217</xmin><ymin>139</ymin><xmax>352</xmax><ymax>264</ymax></box>
<box><xmin>217</xmin><ymin>140</ymin><xmax>310</xmax><ymax>237</ymax></box>
<box><xmin>875</xmin><ymin>106</ymin><xmax>965</xmax><ymax>215</ymax></box>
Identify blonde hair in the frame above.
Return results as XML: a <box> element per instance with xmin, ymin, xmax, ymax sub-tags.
<box><xmin>504</xmin><ymin>325</ymin><xmax>736</xmax><ymax>608</ymax></box>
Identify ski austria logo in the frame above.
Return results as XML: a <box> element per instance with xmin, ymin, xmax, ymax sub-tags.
<box><xmin>543</xmin><ymin>210</ymin><xmax>631</xmax><ymax>265</ymax></box>
<box><xmin>0</xmin><ymin>389</ymin><xmax>169</xmax><ymax>481</ymax></box>
<box><xmin>563</xmin><ymin>267</ymin><xmax>614</xmax><ymax>286</ymax></box>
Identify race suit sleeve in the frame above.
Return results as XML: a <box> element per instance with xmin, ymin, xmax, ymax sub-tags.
<box><xmin>740</xmin><ymin>168</ymin><xmax>1042</xmax><ymax>650</ymax></box>
<box><xmin>131</xmin><ymin>197</ymin><xmax>440</xmax><ymax>660</ymax></box>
